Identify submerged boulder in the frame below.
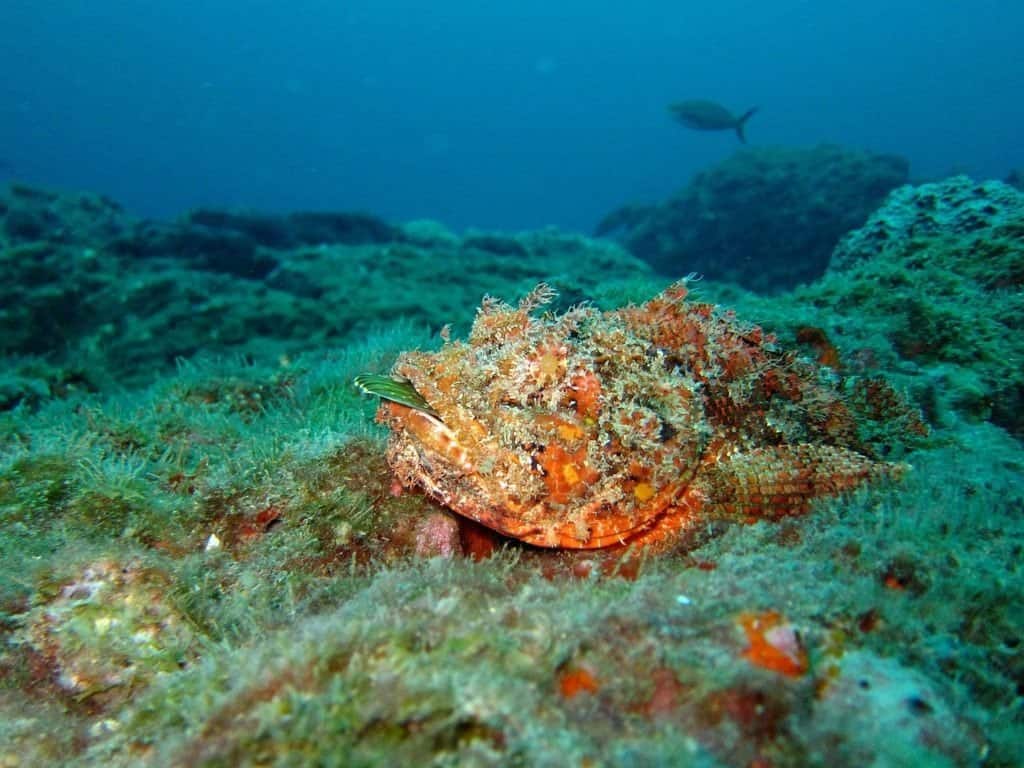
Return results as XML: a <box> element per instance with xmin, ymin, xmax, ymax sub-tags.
<box><xmin>598</xmin><ymin>144</ymin><xmax>908</xmax><ymax>293</ymax></box>
<box><xmin>826</xmin><ymin>176</ymin><xmax>1024</xmax><ymax>434</ymax></box>
<box><xmin>734</xmin><ymin>176</ymin><xmax>1024</xmax><ymax>437</ymax></box>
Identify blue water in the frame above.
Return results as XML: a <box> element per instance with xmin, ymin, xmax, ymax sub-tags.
<box><xmin>1</xmin><ymin>0</ymin><xmax>1021</xmax><ymax>231</ymax></box>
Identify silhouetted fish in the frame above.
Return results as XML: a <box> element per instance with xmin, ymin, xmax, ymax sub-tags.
<box><xmin>669</xmin><ymin>100</ymin><xmax>759</xmax><ymax>143</ymax></box>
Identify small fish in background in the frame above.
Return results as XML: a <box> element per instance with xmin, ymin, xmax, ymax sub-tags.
<box><xmin>669</xmin><ymin>99</ymin><xmax>759</xmax><ymax>143</ymax></box>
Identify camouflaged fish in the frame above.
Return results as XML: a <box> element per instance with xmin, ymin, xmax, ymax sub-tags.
<box><xmin>356</xmin><ymin>281</ymin><xmax>910</xmax><ymax>551</ymax></box>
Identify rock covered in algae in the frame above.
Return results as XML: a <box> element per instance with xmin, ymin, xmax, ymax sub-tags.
<box><xmin>363</xmin><ymin>280</ymin><xmax>907</xmax><ymax>550</ymax></box>
<box><xmin>23</xmin><ymin>557</ymin><xmax>197</xmax><ymax>708</ymax></box>
<box><xmin>596</xmin><ymin>144</ymin><xmax>908</xmax><ymax>292</ymax></box>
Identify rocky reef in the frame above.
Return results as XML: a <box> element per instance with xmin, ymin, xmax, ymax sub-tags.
<box><xmin>708</xmin><ymin>176</ymin><xmax>1024</xmax><ymax>437</ymax></box>
<box><xmin>597</xmin><ymin>144</ymin><xmax>908</xmax><ymax>293</ymax></box>
<box><xmin>0</xmin><ymin>183</ymin><xmax>656</xmax><ymax>404</ymax></box>
<box><xmin>1</xmin><ymin>178</ymin><xmax>1021</xmax><ymax>766</ymax></box>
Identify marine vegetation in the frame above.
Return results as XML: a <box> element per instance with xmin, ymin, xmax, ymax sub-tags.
<box><xmin>358</xmin><ymin>280</ymin><xmax>917</xmax><ymax>551</ymax></box>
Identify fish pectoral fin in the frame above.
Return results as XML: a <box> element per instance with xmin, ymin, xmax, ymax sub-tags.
<box><xmin>353</xmin><ymin>373</ymin><xmax>440</xmax><ymax>417</ymax></box>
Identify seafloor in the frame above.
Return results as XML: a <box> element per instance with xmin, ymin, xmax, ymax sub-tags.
<box><xmin>0</xmin><ymin>174</ymin><xmax>1021</xmax><ymax>767</ymax></box>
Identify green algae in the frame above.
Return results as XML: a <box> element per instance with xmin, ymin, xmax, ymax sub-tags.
<box><xmin>1</xmin><ymin>335</ymin><xmax>1017</xmax><ymax>766</ymax></box>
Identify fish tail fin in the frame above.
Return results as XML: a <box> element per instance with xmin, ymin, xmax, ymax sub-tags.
<box><xmin>735</xmin><ymin>107</ymin><xmax>759</xmax><ymax>143</ymax></box>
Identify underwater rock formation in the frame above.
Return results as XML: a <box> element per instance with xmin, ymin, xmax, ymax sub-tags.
<box><xmin>111</xmin><ymin>209</ymin><xmax>401</xmax><ymax>279</ymax></box>
<box><xmin>711</xmin><ymin>175</ymin><xmax>1024</xmax><ymax>437</ymax></box>
<box><xmin>0</xmin><ymin>183</ymin><xmax>127</xmax><ymax>246</ymax></box>
<box><xmin>0</xmin><ymin>184</ymin><xmax>657</xmax><ymax>398</ymax></box>
<box><xmin>822</xmin><ymin>176</ymin><xmax>1024</xmax><ymax>435</ymax></box>
<box><xmin>361</xmin><ymin>280</ymin><xmax>912</xmax><ymax>551</ymax></box>
<box><xmin>830</xmin><ymin>174</ymin><xmax>1024</xmax><ymax>268</ymax></box>
<box><xmin>597</xmin><ymin>144</ymin><xmax>908</xmax><ymax>293</ymax></box>
<box><xmin>184</xmin><ymin>208</ymin><xmax>400</xmax><ymax>250</ymax></box>
<box><xmin>21</xmin><ymin>557</ymin><xmax>197</xmax><ymax>709</ymax></box>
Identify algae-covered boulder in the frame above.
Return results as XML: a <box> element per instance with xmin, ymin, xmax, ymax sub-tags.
<box><xmin>825</xmin><ymin>176</ymin><xmax>1024</xmax><ymax>434</ymax></box>
<box><xmin>597</xmin><ymin>144</ymin><xmax>908</xmax><ymax>293</ymax></box>
<box><xmin>0</xmin><ymin>184</ymin><xmax>129</xmax><ymax>247</ymax></box>
<box><xmin>0</xmin><ymin>184</ymin><xmax>659</xmax><ymax>396</ymax></box>
<box><xmin>719</xmin><ymin>176</ymin><xmax>1024</xmax><ymax>436</ymax></box>
<box><xmin>830</xmin><ymin>175</ymin><xmax>1024</xmax><ymax>269</ymax></box>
